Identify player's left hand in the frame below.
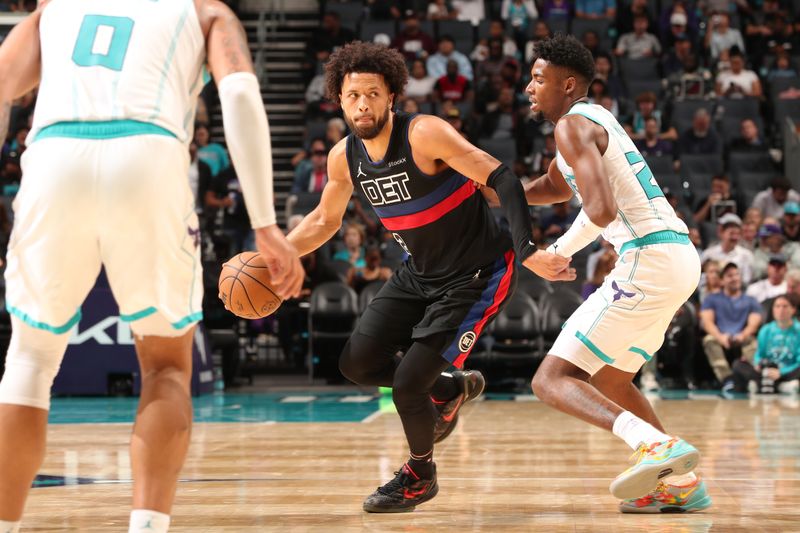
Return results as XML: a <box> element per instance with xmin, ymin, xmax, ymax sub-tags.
<box><xmin>523</xmin><ymin>250</ymin><xmax>577</xmax><ymax>282</ymax></box>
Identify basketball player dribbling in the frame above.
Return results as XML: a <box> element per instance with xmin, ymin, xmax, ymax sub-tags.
<box><xmin>523</xmin><ymin>35</ymin><xmax>711</xmax><ymax>513</ymax></box>
<box><xmin>287</xmin><ymin>41</ymin><xmax>574</xmax><ymax>513</ymax></box>
<box><xmin>0</xmin><ymin>1</ymin><xmax>303</xmax><ymax>531</ymax></box>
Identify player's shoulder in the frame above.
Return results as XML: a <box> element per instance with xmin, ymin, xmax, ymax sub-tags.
<box><xmin>327</xmin><ymin>137</ymin><xmax>350</xmax><ymax>176</ymax></box>
<box><xmin>194</xmin><ymin>0</ymin><xmax>239</xmax><ymax>37</ymax></box>
<box><xmin>407</xmin><ymin>113</ymin><xmax>458</xmax><ymax>149</ymax></box>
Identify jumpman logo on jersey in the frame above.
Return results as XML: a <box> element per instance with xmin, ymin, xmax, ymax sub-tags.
<box><xmin>357</xmin><ymin>162</ymin><xmax>367</xmax><ymax>179</ymax></box>
<box><xmin>612</xmin><ymin>280</ymin><xmax>636</xmax><ymax>302</ymax></box>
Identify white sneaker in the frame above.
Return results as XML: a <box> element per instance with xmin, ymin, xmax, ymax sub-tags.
<box><xmin>640</xmin><ymin>372</ymin><xmax>659</xmax><ymax>392</ymax></box>
<box><xmin>778</xmin><ymin>380</ymin><xmax>799</xmax><ymax>395</ymax></box>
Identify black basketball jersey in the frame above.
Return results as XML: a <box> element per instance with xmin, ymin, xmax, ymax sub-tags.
<box><xmin>345</xmin><ymin>112</ymin><xmax>512</xmax><ymax>283</ymax></box>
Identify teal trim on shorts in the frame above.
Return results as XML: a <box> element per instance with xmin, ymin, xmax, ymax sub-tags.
<box><xmin>619</xmin><ymin>230</ymin><xmax>690</xmax><ymax>255</ymax></box>
<box><xmin>34</xmin><ymin>120</ymin><xmax>177</xmax><ymax>141</ymax></box>
<box><xmin>628</xmin><ymin>346</ymin><xmax>653</xmax><ymax>361</ymax></box>
<box><xmin>575</xmin><ymin>331</ymin><xmax>616</xmax><ymax>364</ymax></box>
<box><xmin>171</xmin><ymin>311</ymin><xmax>203</xmax><ymax>330</ymax></box>
<box><xmin>6</xmin><ymin>303</ymin><xmax>81</xmax><ymax>335</ymax></box>
<box><xmin>119</xmin><ymin>307</ymin><xmax>158</xmax><ymax>322</ymax></box>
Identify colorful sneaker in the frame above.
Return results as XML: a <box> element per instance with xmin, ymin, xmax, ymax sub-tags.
<box><xmin>433</xmin><ymin>370</ymin><xmax>486</xmax><ymax>443</ymax></box>
<box><xmin>610</xmin><ymin>438</ymin><xmax>700</xmax><ymax>500</ymax></box>
<box><xmin>619</xmin><ymin>478</ymin><xmax>712</xmax><ymax>513</ymax></box>
<box><xmin>362</xmin><ymin>463</ymin><xmax>438</xmax><ymax>513</ymax></box>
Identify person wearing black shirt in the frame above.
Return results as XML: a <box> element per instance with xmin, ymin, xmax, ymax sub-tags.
<box><xmin>287</xmin><ymin>42</ymin><xmax>571</xmax><ymax>513</ymax></box>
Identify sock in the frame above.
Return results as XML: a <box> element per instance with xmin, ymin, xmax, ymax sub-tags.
<box><xmin>612</xmin><ymin>411</ymin><xmax>672</xmax><ymax>450</ymax></box>
<box><xmin>407</xmin><ymin>450</ymin><xmax>434</xmax><ymax>479</ymax></box>
<box><xmin>0</xmin><ymin>520</ymin><xmax>21</xmax><ymax>533</ymax></box>
<box><xmin>129</xmin><ymin>510</ymin><xmax>170</xmax><ymax>533</ymax></box>
<box><xmin>430</xmin><ymin>372</ymin><xmax>459</xmax><ymax>403</ymax></box>
<box><xmin>665</xmin><ymin>471</ymin><xmax>697</xmax><ymax>486</ymax></box>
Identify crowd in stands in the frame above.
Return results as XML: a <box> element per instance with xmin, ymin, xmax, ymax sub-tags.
<box><xmin>2</xmin><ymin>0</ymin><xmax>800</xmax><ymax>394</ymax></box>
<box><xmin>293</xmin><ymin>0</ymin><xmax>800</xmax><ymax>393</ymax></box>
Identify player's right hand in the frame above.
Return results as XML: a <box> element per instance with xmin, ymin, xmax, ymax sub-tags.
<box><xmin>523</xmin><ymin>250</ymin><xmax>577</xmax><ymax>282</ymax></box>
<box><xmin>255</xmin><ymin>224</ymin><xmax>304</xmax><ymax>299</ymax></box>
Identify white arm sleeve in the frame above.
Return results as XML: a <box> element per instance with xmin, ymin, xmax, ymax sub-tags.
<box><xmin>218</xmin><ymin>72</ymin><xmax>276</xmax><ymax>228</ymax></box>
<box><xmin>546</xmin><ymin>209</ymin><xmax>605</xmax><ymax>258</ymax></box>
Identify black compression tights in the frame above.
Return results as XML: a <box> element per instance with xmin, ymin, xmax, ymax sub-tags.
<box><xmin>339</xmin><ymin>332</ymin><xmax>457</xmax><ymax>458</ymax></box>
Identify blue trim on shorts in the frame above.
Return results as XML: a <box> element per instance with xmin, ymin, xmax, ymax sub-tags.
<box><xmin>34</xmin><ymin>120</ymin><xmax>177</xmax><ymax>142</ymax></box>
<box><xmin>6</xmin><ymin>303</ymin><xmax>81</xmax><ymax>335</ymax></box>
<box><xmin>171</xmin><ymin>311</ymin><xmax>203</xmax><ymax>330</ymax></box>
<box><xmin>575</xmin><ymin>331</ymin><xmax>616</xmax><ymax>364</ymax></box>
<box><xmin>119</xmin><ymin>307</ymin><xmax>158</xmax><ymax>322</ymax></box>
<box><xmin>628</xmin><ymin>346</ymin><xmax>653</xmax><ymax>361</ymax></box>
<box><xmin>619</xmin><ymin>230</ymin><xmax>690</xmax><ymax>255</ymax></box>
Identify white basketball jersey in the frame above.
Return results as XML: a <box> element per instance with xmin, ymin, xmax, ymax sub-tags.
<box><xmin>30</xmin><ymin>0</ymin><xmax>205</xmax><ymax>143</ymax></box>
<box><xmin>555</xmin><ymin>103</ymin><xmax>689</xmax><ymax>252</ymax></box>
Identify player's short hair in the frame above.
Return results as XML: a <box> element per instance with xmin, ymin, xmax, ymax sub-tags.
<box><xmin>325</xmin><ymin>41</ymin><xmax>408</xmax><ymax>104</ymax></box>
<box><xmin>531</xmin><ymin>34</ymin><xmax>595</xmax><ymax>84</ymax></box>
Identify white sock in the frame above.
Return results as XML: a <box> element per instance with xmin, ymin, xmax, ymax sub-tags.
<box><xmin>129</xmin><ymin>510</ymin><xmax>170</xmax><ymax>533</ymax></box>
<box><xmin>665</xmin><ymin>471</ymin><xmax>697</xmax><ymax>486</ymax></box>
<box><xmin>0</xmin><ymin>520</ymin><xmax>21</xmax><ymax>533</ymax></box>
<box><xmin>612</xmin><ymin>411</ymin><xmax>672</xmax><ymax>450</ymax></box>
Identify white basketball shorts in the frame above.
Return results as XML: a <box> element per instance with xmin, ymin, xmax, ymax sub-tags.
<box><xmin>550</xmin><ymin>240</ymin><xmax>700</xmax><ymax>375</ymax></box>
<box><xmin>5</xmin><ymin>131</ymin><xmax>203</xmax><ymax>337</ymax></box>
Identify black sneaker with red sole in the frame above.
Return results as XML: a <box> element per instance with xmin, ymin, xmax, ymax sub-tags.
<box><xmin>433</xmin><ymin>370</ymin><xmax>486</xmax><ymax>443</ymax></box>
<box><xmin>362</xmin><ymin>463</ymin><xmax>438</xmax><ymax>513</ymax></box>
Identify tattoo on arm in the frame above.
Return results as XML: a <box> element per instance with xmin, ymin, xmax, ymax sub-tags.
<box><xmin>216</xmin><ymin>13</ymin><xmax>253</xmax><ymax>77</ymax></box>
<box><xmin>0</xmin><ymin>101</ymin><xmax>11</xmax><ymax>147</ymax></box>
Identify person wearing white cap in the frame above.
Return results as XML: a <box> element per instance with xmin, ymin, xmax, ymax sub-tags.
<box><xmin>700</xmin><ymin>213</ymin><xmax>756</xmax><ymax>284</ymax></box>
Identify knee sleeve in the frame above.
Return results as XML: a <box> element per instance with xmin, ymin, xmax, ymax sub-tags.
<box><xmin>0</xmin><ymin>318</ymin><xmax>70</xmax><ymax>410</ymax></box>
<box><xmin>339</xmin><ymin>332</ymin><xmax>398</xmax><ymax>386</ymax></box>
<box><xmin>392</xmin><ymin>334</ymin><xmax>451</xmax><ymax>410</ymax></box>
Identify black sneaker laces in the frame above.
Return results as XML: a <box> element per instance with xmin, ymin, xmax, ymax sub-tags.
<box><xmin>377</xmin><ymin>469</ymin><xmax>410</xmax><ymax>495</ymax></box>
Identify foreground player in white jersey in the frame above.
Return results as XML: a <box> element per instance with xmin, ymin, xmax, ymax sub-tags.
<box><xmin>524</xmin><ymin>35</ymin><xmax>711</xmax><ymax>514</ymax></box>
<box><xmin>0</xmin><ymin>1</ymin><xmax>303</xmax><ymax>531</ymax></box>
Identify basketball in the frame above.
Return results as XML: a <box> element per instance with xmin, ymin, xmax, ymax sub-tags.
<box><xmin>218</xmin><ymin>251</ymin><xmax>282</xmax><ymax>319</ymax></box>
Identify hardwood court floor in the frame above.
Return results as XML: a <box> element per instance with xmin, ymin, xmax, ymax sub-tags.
<box><xmin>20</xmin><ymin>394</ymin><xmax>800</xmax><ymax>532</ymax></box>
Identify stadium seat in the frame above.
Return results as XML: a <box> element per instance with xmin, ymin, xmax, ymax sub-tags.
<box><xmin>516</xmin><ymin>267</ymin><xmax>553</xmax><ymax>302</ymax></box>
<box><xmin>469</xmin><ymin>291</ymin><xmax>542</xmax><ymax>390</ymax></box>
<box><xmin>626</xmin><ymin>79</ymin><xmax>665</xmax><ymax>99</ymax></box>
<box><xmin>360</xmin><ymin>20</ymin><xmax>396</xmax><ymax>42</ymax></box>
<box><xmin>308</xmin><ymin>282</ymin><xmax>359</xmax><ymax>382</ymax></box>
<box><xmin>539</xmin><ymin>287</ymin><xmax>584</xmax><ymax>345</ymax></box>
<box><xmin>716</xmin><ymin>97</ymin><xmax>760</xmax><ymax>121</ymax></box>
<box><xmin>774</xmin><ymin>99</ymin><xmax>800</xmax><ymax>121</ymax></box>
<box><xmin>717</xmin><ymin>115</ymin><xmax>765</xmax><ymax>145</ymax></box>
<box><xmin>728</xmin><ymin>151</ymin><xmax>776</xmax><ymax>176</ymax></box>
<box><xmin>571</xmin><ymin>18</ymin><xmax>611</xmax><ymax>42</ymax></box>
<box><xmin>670</xmin><ymin>100</ymin><xmax>716</xmax><ymax>130</ymax></box>
<box><xmin>326</xmin><ymin>2</ymin><xmax>363</xmax><ymax>30</ymax></box>
<box><xmin>478</xmin><ymin>138</ymin><xmax>517</xmax><ymax>168</ymax></box>
<box><xmin>618</xmin><ymin>57</ymin><xmax>660</xmax><ymax>81</ymax></box>
<box><xmin>284</xmin><ymin>192</ymin><xmax>322</xmax><ymax>221</ymax></box>
<box><xmin>329</xmin><ymin>259</ymin><xmax>353</xmax><ymax>283</ymax></box>
<box><xmin>735</xmin><ymin>171</ymin><xmax>781</xmax><ymax>195</ymax></box>
<box><xmin>437</xmin><ymin>19</ymin><xmax>474</xmax><ymax>42</ymax></box>
<box><xmin>680</xmin><ymin>154</ymin><xmax>723</xmax><ymax>178</ymax></box>
<box><xmin>643</xmin><ymin>154</ymin><xmax>674</xmax><ymax>176</ymax></box>
<box><xmin>769</xmin><ymin>76</ymin><xmax>800</xmax><ymax>100</ymax></box>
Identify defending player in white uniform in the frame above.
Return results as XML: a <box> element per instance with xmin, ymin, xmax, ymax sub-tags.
<box><xmin>0</xmin><ymin>1</ymin><xmax>303</xmax><ymax>531</ymax></box>
<box><xmin>524</xmin><ymin>35</ymin><xmax>711</xmax><ymax>514</ymax></box>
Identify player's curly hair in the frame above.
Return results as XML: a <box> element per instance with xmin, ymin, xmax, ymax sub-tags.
<box><xmin>532</xmin><ymin>34</ymin><xmax>596</xmax><ymax>84</ymax></box>
<box><xmin>325</xmin><ymin>41</ymin><xmax>408</xmax><ymax>104</ymax></box>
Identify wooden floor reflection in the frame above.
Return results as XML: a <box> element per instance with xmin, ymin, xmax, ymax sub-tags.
<box><xmin>22</xmin><ymin>395</ymin><xmax>800</xmax><ymax>532</ymax></box>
